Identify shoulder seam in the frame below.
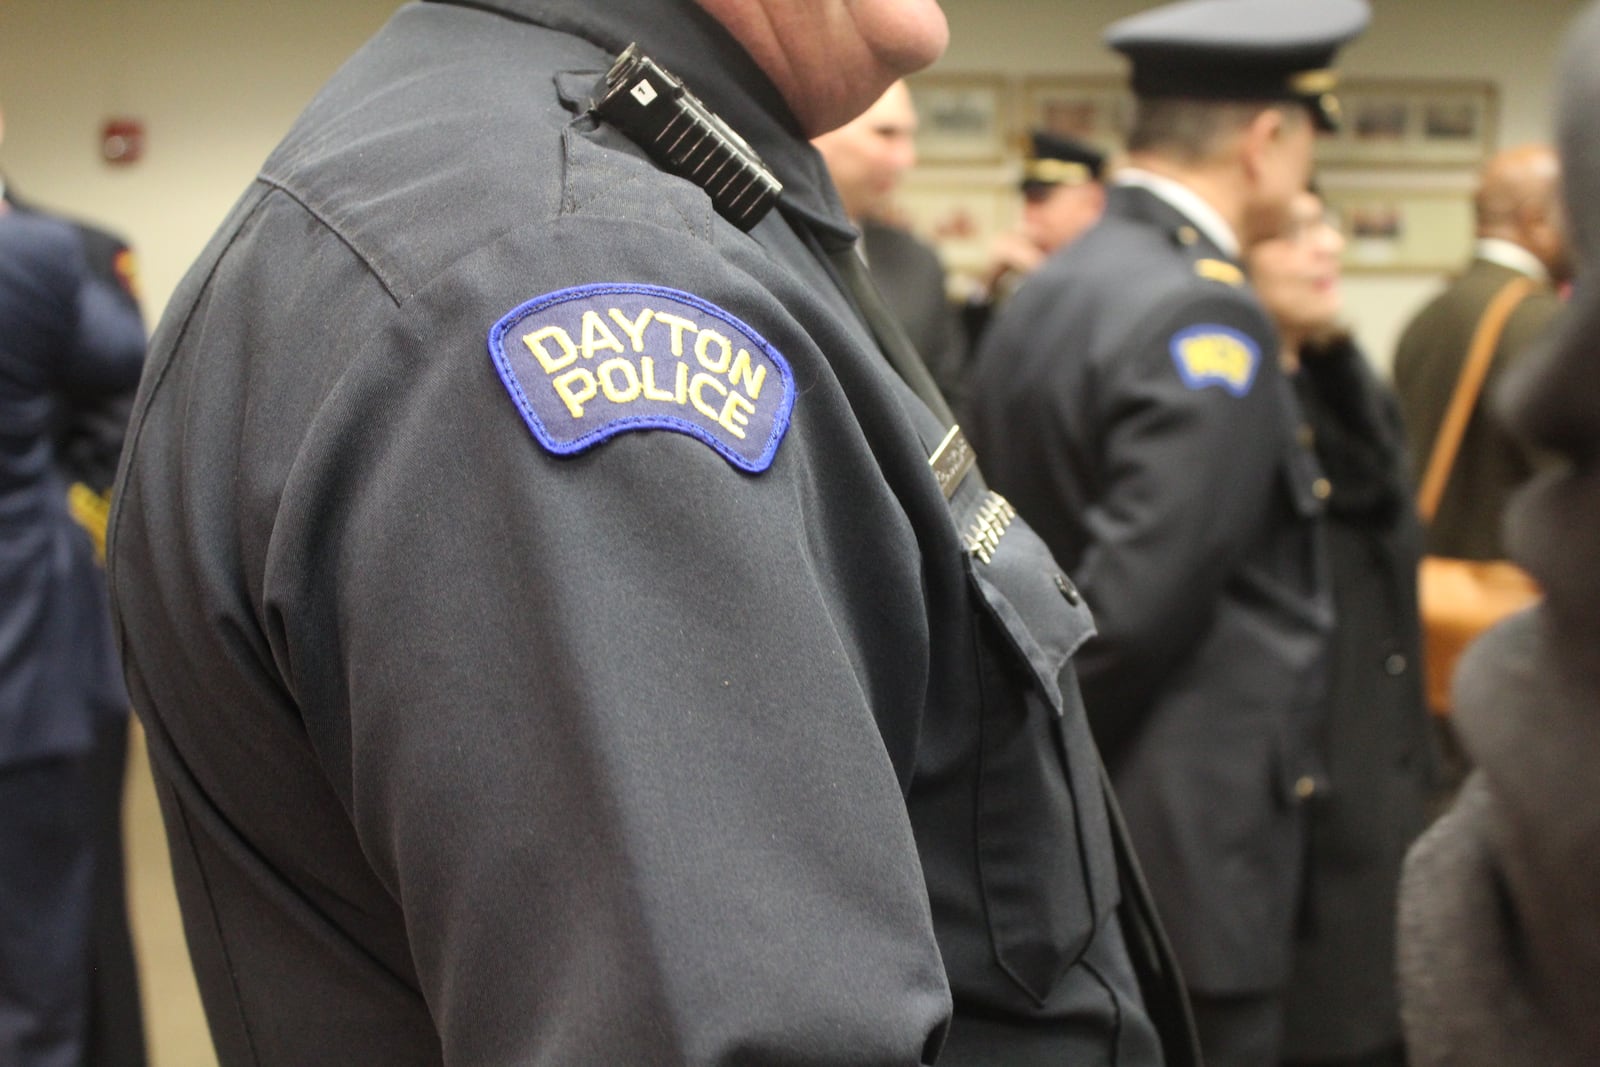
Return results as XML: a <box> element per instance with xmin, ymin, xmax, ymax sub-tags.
<box><xmin>257</xmin><ymin>175</ymin><xmax>405</xmax><ymax>308</ymax></box>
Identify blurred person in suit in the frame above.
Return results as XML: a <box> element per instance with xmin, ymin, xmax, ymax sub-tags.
<box><xmin>1392</xmin><ymin>143</ymin><xmax>1570</xmax><ymax>562</ymax></box>
<box><xmin>0</xmin><ymin>204</ymin><xmax>147</xmax><ymax>1064</ymax></box>
<box><xmin>1247</xmin><ymin>187</ymin><xmax>1433</xmax><ymax>1067</ymax></box>
<box><xmin>813</xmin><ymin>79</ymin><xmax>969</xmax><ymax>402</ymax></box>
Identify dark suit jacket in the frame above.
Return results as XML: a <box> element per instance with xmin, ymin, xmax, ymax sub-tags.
<box><xmin>967</xmin><ymin>184</ymin><xmax>1333</xmax><ymax>996</ymax></box>
<box><xmin>861</xmin><ymin>220</ymin><xmax>969</xmax><ymax>407</ymax></box>
<box><xmin>1393</xmin><ymin>257</ymin><xmax>1560</xmax><ymax>560</ymax></box>
<box><xmin>0</xmin><ymin>211</ymin><xmax>145</xmax><ymax>765</ymax></box>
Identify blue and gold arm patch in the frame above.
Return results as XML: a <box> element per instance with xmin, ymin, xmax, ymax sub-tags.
<box><xmin>489</xmin><ymin>283</ymin><xmax>795</xmax><ymax>473</ymax></box>
<box><xmin>1169</xmin><ymin>324</ymin><xmax>1261</xmax><ymax>397</ymax></box>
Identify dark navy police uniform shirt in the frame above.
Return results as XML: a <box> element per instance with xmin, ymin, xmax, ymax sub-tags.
<box><xmin>110</xmin><ymin>2</ymin><xmax>1171</xmax><ymax>1063</ymax></box>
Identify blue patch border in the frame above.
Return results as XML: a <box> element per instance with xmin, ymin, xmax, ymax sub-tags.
<box><xmin>488</xmin><ymin>282</ymin><xmax>796</xmax><ymax>474</ymax></box>
<box><xmin>1168</xmin><ymin>323</ymin><xmax>1261</xmax><ymax>398</ymax></box>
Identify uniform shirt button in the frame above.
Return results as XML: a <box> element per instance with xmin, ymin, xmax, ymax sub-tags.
<box><xmin>1385</xmin><ymin>653</ymin><xmax>1408</xmax><ymax>676</ymax></box>
<box><xmin>1055</xmin><ymin>572</ymin><xmax>1081</xmax><ymax>605</ymax></box>
<box><xmin>1312</xmin><ymin>477</ymin><xmax>1333</xmax><ymax>501</ymax></box>
<box><xmin>1294</xmin><ymin>776</ymin><xmax>1318</xmax><ymax>801</ymax></box>
<box><xmin>1296</xmin><ymin>423</ymin><xmax>1316</xmax><ymax>449</ymax></box>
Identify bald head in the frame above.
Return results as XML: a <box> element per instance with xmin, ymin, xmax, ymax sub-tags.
<box><xmin>1476</xmin><ymin>143</ymin><xmax>1572</xmax><ymax>282</ymax></box>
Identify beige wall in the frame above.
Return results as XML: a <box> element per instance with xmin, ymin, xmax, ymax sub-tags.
<box><xmin>0</xmin><ymin>1</ymin><xmax>401</xmax><ymax>325</ymax></box>
<box><xmin>0</xmin><ymin>0</ymin><xmax>1584</xmax><ymax>365</ymax></box>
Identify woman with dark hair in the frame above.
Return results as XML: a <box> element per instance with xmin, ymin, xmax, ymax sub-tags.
<box><xmin>1247</xmin><ymin>189</ymin><xmax>1435</xmax><ymax>1067</ymax></box>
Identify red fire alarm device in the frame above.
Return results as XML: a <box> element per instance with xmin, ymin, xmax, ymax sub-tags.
<box><xmin>101</xmin><ymin>119</ymin><xmax>145</xmax><ymax>165</ymax></box>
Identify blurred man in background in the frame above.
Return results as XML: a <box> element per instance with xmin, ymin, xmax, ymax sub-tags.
<box><xmin>0</xmin><ymin>203</ymin><xmax>147</xmax><ymax>1067</ymax></box>
<box><xmin>814</xmin><ymin>79</ymin><xmax>969</xmax><ymax>402</ymax></box>
<box><xmin>0</xmin><ymin>103</ymin><xmax>148</xmax><ymax>1067</ymax></box>
<box><xmin>962</xmin><ymin>130</ymin><xmax>1109</xmax><ymax>358</ymax></box>
<box><xmin>1393</xmin><ymin>143</ymin><xmax>1570</xmax><ymax>561</ymax></box>
<box><xmin>967</xmin><ymin>1</ymin><xmax>1371</xmax><ymax>1063</ymax></box>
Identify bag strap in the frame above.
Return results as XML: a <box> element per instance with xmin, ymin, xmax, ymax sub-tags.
<box><xmin>1415</xmin><ymin>275</ymin><xmax>1537</xmax><ymax>524</ymax></box>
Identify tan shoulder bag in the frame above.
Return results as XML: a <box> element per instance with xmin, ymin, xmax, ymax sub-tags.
<box><xmin>1415</xmin><ymin>275</ymin><xmax>1542</xmax><ymax>717</ymax></box>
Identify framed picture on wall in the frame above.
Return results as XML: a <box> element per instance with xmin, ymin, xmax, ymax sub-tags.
<box><xmin>907</xmin><ymin>75</ymin><xmax>1012</xmax><ymax>163</ymax></box>
<box><xmin>1321</xmin><ymin>184</ymin><xmax>1475</xmax><ymax>272</ymax></box>
<box><xmin>1020</xmin><ymin>76</ymin><xmax>1130</xmax><ymax>156</ymax></box>
<box><xmin>1317</xmin><ymin>80</ymin><xmax>1497</xmax><ymax>167</ymax></box>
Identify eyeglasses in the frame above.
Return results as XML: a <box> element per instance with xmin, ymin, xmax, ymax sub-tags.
<box><xmin>1276</xmin><ymin>209</ymin><xmax>1342</xmax><ymax>245</ymax></box>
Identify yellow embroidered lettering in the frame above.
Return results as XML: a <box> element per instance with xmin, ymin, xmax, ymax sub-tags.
<box><xmin>694</xmin><ymin>329</ymin><xmax>733</xmax><ymax>374</ymax></box>
<box><xmin>640</xmin><ymin>357</ymin><xmax>675</xmax><ymax>402</ymax></box>
<box><xmin>608</xmin><ymin>307</ymin><xmax>655</xmax><ymax>352</ymax></box>
<box><xmin>652</xmin><ymin>311</ymin><xmax>697</xmax><ymax>356</ymax></box>
<box><xmin>581</xmin><ymin>310</ymin><xmax>625</xmax><ymax>361</ymax></box>
<box><xmin>523</xmin><ymin>325</ymin><xmax>578</xmax><ymax>374</ymax></box>
<box><xmin>598</xmin><ymin>358</ymin><xmax>642</xmax><ymax>404</ymax></box>
<box><xmin>718</xmin><ymin>391</ymin><xmax>755</xmax><ymax>439</ymax></box>
<box><xmin>727</xmin><ymin>349</ymin><xmax>766</xmax><ymax>399</ymax></box>
<box><xmin>553</xmin><ymin>368</ymin><xmax>597</xmax><ymax>418</ymax></box>
<box><xmin>690</xmin><ymin>373</ymin><xmax>728</xmax><ymax>420</ymax></box>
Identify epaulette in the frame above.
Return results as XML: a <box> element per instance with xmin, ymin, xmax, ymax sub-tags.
<box><xmin>1194</xmin><ymin>258</ymin><xmax>1245</xmax><ymax>287</ymax></box>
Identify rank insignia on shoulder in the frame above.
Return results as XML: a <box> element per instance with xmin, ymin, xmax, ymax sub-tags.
<box><xmin>1194</xmin><ymin>258</ymin><xmax>1244</xmax><ymax>287</ymax></box>
<box><xmin>489</xmin><ymin>283</ymin><xmax>795</xmax><ymax>473</ymax></box>
<box><xmin>1170</xmin><ymin>325</ymin><xmax>1260</xmax><ymax>397</ymax></box>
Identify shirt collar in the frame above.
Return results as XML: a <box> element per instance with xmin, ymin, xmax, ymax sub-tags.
<box><xmin>1113</xmin><ymin>167</ymin><xmax>1242</xmax><ymax>259</ymax></box>
<box><xmin>421</xmin><ymin>0</ymin><xmax>856</xmax><ymax>247</ymax></box>
<box><xmin>1475</xmin><ymin>237</ymin><xmax>1549</xmax><ymax>284</ymax></box>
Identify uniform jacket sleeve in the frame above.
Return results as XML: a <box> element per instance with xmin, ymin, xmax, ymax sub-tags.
<box><xmin>113</xmin><ymin>184</ymin><xmax>951</xmax><ymax>1065</ymax></box>
<box><xmin>1069</xmin><ymin>289</ymin><xmax>1287</xmax><ymax>720</ymax></box>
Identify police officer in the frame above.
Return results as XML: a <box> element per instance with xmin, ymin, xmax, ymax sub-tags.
<box><xmin>964</xmin><ymin>130</ymin><xmax>1109</xmax><ymax>358</ymax></box>
<box><xmin>109</xmin><ymin>1</ymin><xmax>1192</xmax><ymax>1063</ymax></box>
<box><xmin>1</xmin><ymin>110</ymin><xmax>150</xmax><ymax>1067</ymax></box>
<box><xmin>966</xmin><ymin>3</ymin><xmax>1369</xmax><ymax>1066</ymax></box>
<box><xmin>812</xmin><ymin>81</ymin><xmax>969</xmax><ymax>404</ymax></box>
<box><xmin>0</xmin><ymin>206</ymin><xmax>146</xmax><ymax>1066</ymax></box>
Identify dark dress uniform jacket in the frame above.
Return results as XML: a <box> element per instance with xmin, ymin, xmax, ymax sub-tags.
<box><xmin>107</xmin><ymin>2</ymin><xmax>1168</xmax><ymax>1064</ymax></box>
<box><xmin>967</xmin><ymin>185</ymin><xmax>1332</xmax><ymax>997</ymax></box>
<box><xmin>1280</xmin><ymin>339</ymin><xmax>1433</xmax><ymax>1060</ymax></box>
<box><xmin>1393</xmin><ymin>257</ymin><xmax>1561</xmax><ymax>560</ymax></box>
<box><xmin>0</xmin><ymin>212</ymin><xmax>144</xmax><ymax>766</ymax></box>
<box><xmin>7</xmin><ymin>188</ymin><xmax>145</xmax><ymax>496</ymax></box>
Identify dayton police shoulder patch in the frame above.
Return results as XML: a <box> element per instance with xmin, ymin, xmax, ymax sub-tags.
<box><xmin>489</xmin><ymin>283</ymin><xmax>795</xmax><ymax>473</ymax></box>
<box><xmin>1169</xmin><ymin>324</ymin><xmax>1260</xmax><ymax>397</ymax></box>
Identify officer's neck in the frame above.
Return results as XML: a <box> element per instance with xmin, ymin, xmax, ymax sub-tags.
<box><xmin>1123</xmin><ymin>153</ymin><xmax>1248</xmax><ymax>249</ymax></box>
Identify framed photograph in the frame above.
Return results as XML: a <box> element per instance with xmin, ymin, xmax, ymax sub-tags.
<box><xmin>894</xmin><ymin>179</ymin><xmax>1019</xmax><ymax>284</ymax></box>
<box><xmin>907</xmin><ymin>75</ymin><xmax>1011</xmax><ymax>163</ymax></box>
<box><xmin>1321</xmin><ymin>185</ymin><xmax>1475</xmax><ymax>272</ymax></box>
<box><xmin>1317</xmin><ymin>80</ymin><xmax>1497</xmax><ymax>167</ymax></box>
<box><xmin>1020</xmin><ymin>76</ymin><xmax>1131</xmax><ymax>156</ymax></box>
